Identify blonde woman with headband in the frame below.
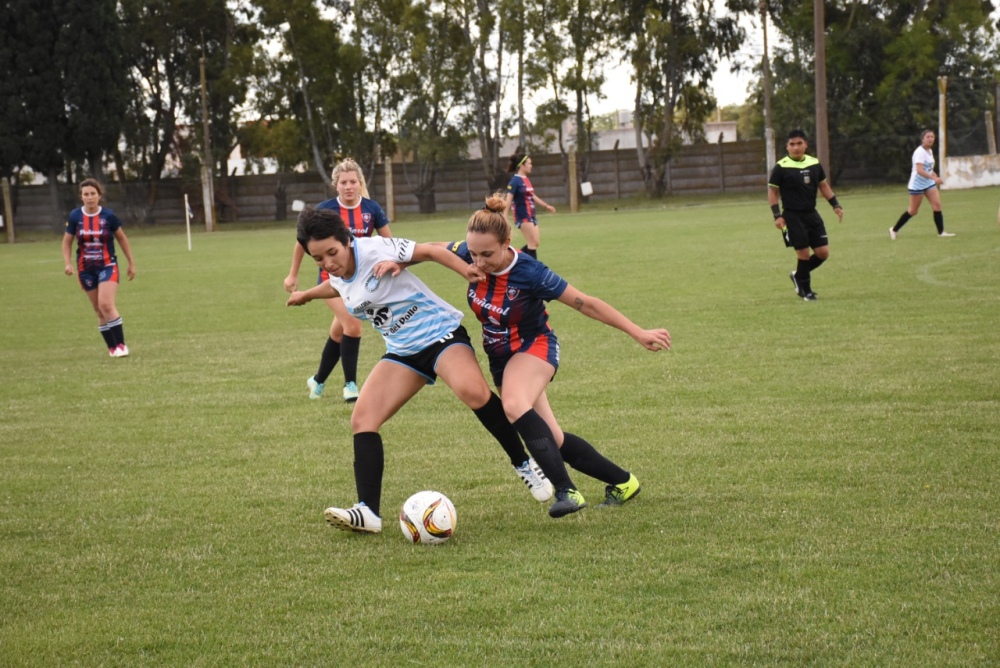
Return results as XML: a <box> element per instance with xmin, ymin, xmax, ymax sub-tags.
<box><xmin>504</xmin><ymin>152</ymin><xmax>555</xmax><ymax>259</ymax></box>
<box><xmin>284</xmin><ymin>158</ymin><xmax>392</xmax><ymax>401</ymax></box>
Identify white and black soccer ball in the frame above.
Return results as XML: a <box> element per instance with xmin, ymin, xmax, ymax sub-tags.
<box><xmin>399</xmin><ymin>491</ymin><xmax>457</xmax><ymax>545</ymax></box>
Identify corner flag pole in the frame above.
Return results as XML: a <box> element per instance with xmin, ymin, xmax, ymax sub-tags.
<box><xmin>184</xmin><ymin>194</ymin><xmax>193</xmax><ymax>251</ymax></box>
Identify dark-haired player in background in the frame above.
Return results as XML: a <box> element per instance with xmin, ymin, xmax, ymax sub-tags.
<box><xmin>504</xmin><ymin>153</ymin><xmax>555</xmax><ymax>259</ymax></box>
<box><xmin>768</xmin><ymin>130</ymin><xmax>844</xmax><ymax>301</ymax></box>
<box><xmin>284</xmin><ymin>158</ymin><xmax>391</xmax><ymax>402</ymax></box>
<box><xmin>61</xmin><ymin>178</ymin><xmax>136</xmax><ymax>357</ymax></box>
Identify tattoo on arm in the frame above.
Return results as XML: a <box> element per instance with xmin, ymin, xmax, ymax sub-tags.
<box><xmin>573</xmin><ymin>297</ymin><xmax>584</xmax><ymax>311</ymax></box>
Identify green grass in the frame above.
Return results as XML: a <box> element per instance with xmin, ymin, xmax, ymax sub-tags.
<box><xmin>2</xmin><ymin>185</ymin><xmax>999</xmax><ymax>666</ymax></box>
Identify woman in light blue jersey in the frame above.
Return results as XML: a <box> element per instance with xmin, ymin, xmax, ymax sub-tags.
<box><xmin>890</xmin><ymin>130</ymin><xmax>954</xmax><ymax>239</ymax></box>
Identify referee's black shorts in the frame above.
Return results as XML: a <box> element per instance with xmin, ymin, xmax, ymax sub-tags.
<box><xmin>783</xmin><ymin>209</ymin><xmax>828</xmax><ymax>250</ymax></box>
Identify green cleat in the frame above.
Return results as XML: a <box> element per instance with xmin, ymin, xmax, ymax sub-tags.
<box><xmin>598</xmin><ymin>473</ymin><xmax>641</xmax><ymax>507</ymax></box>
<box><xmin>548</xmin><ymin>488</ymin><xmax>587</xmax><ymax>518</ymax></box>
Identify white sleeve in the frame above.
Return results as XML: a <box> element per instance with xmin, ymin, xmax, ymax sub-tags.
<box><xmin>372</xmin><ymin>237</ymin><xmax>415</xmax><ymax>263</ymax></box>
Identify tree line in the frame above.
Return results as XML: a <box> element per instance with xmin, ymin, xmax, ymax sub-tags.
<box><xmin>0</xmin><ymin>0</ymin><xmax>996</xmax><ymax>217</ymax></box>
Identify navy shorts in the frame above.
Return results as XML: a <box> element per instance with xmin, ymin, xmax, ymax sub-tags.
<box><xmin>782</xmin><ymin>210</ymin><xmax>828</xmax><ymax>250</ymax></box>
<box><xmin>382</xmin><ymin>325</ymin><xmax>474</xmax><ymax>385</ymax></box>
<box><xmin>78</xmin><ymin>264</ymin><xmax>119</xmax><ymax>291</ymax></box>
<box><xmin>488</xmin><ymin>331</ymin><xmax>560</xmax><ymax>388</ymax></box>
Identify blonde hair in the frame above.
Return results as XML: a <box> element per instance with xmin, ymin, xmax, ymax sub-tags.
<box><xmin>331</xmin><ymin>158</ymin><xmax>369</xmax><ymax>199</ymax></box>
<box><xmin>467</xmin><ymin>192</ymin><xmax>510</xmax><ymax>240</ymax></box>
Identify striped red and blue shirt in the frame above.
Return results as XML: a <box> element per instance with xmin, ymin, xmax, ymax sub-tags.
<box><xmin>65</xmin><ymin>207</ymin><xmax>123</xmax><ymax>272</ymax></box>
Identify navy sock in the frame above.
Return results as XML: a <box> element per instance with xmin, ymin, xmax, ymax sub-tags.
<box><xmin>560</xmin><ymin>433</ymin><xmax>629</xmax><ymax>486</ymax></box>
<box><xmin>99</xmin><ymin>324</ymin><xmax>115</xmax><ymax>349</ymax></box>
<box><xmin>106</xmin><ymin>317</ymin><xmax>124</xmax><ymax>346</ymax></box>
<box><xmin>512</xmin><ymin>410</ymin><xmax>574</xmax><ymax>491</ymax></box>
<box><xmin>934</xmin><ymin>210</ymin><xmax>944</xmax><ymax>234</ymax></box>
<box><xmin>340</xmin><ymin>335</ymin><xmax>360</xmax><ymax>384</ymax></box>
<box><xmin>473</xmin><ymin>393</ymin><xmax>528</xmax><ymax>466</ymax></box>
<box><xmin>795</xmin><ymin>259</ymin><xmax>812</xmax><ymax>293</ymax></box>
<box><xmin>520</xmin><ymin>245</ymin><xmax>537</xmax><ymax>259</ymax></box>
<box><xmin>893</xmin><ymin>211</ymin><xmax>911</xmax><ymax>232</ymax></box>
<box><xmin>807</xmin><ymin>255</ymin><xmax>826</xmax><ymax>271</ymax></box>
<box><xmin>315</xmin><ymin>337</ymin><xmax>341</xmax><ymax>384</ymax></box>
<box><xmin>353</xmin><ymin>432</ymin><xmax>384</xmax><ymax>517</ymax></box>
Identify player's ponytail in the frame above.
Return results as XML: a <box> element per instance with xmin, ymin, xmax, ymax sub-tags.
<box><xmin>467</xmin><ymin>192</ymin><xmax>510</xmax><ymax>241</ymax></box>
<box><xmin>507</xmin><ymin>153</ymin><xmax>528</xmax><ymax>173</ymax></box>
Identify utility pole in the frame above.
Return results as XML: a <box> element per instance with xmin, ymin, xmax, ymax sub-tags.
<box><xmin>199</xmin><ymin>42</ymin><xmax>216</xmax><ymax>232</ymax></box>
<box><xmin>760</xmin><ymin>0</ymin><xmax>775</xmax><ymax>169</ymax></box>
<box><xmin>813</xmin><ymin>0</ymin><xmax>830</xmax><ymax>178</ymax></box>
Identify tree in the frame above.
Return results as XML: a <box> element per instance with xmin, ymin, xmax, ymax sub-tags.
<box><xmin>60</xmin><ymin>0</ymin><xmax>130</xmax><ymax>182</ymax></box>
<box><xmin>392</xmin><ymin>2</ymin><xmax>470</xmax><ymax>213</ymax></box>
<box><xmin>448</xmin><ymin>0</ymin><xmax>511</xmax><ymax>191</ymax></box>
<box><xmin>614</xmin><ymin>0</ymin><xmax>753</xmax><ymax>195</ymax></box>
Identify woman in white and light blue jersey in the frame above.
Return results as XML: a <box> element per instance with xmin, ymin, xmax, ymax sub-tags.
<box><xmin>890</xmin><ymin>129</ymin><xmax>954</xmax><ymax>239</ymax></box>
<box><xmin>286</xmin><ymin>207</ymin><xmax>551</xmax><ymax>535</ymax></box>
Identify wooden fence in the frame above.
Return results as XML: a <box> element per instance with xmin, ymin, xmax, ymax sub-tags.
<box><xmin>3</xmin><ymin>140</ymin><xmax>770</xmax><ymax>231</ymax></box>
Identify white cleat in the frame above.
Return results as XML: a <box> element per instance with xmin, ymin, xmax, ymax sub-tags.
<box><xmin>514</xmin><ymin>458</ymin><xmax>554</xmax><ymax>502</ymax></box>
<box><xmin>324</xmin><ymin>503</ymin><xmax>382</xmax><ymax>533</ymax></box>
<box><xmin>938</xmin><ymin>231</ymin><xmax>955</xmax><ymax>237</ymax></box>
<box><xmin>888</xmin><ymin>227</ymin><xmax>897</xmax><ymax>240</ymax></box>
<box><xmin>113</xmin><ymin>344</ymin><xmax>130</xmax><ymax>357</ymax></box>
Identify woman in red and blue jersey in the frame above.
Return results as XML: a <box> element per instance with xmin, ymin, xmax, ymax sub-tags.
<box><xmin>504</xmin><ymin>153</ymin><xmax>555</xmax><ymax>259</ymax></box>
<box><xmin>420</xmin><ymin>194</ymin><xmax>671</xmax><ymax>517</ymax></box>
<box><xmin>61</xmin><ymin>178</ymin><xmax>136</xmax><ymax>358</ymax></box>
<box><xmin>284</xmin><ymin>158</ymin><xmax>391</xmax><ymax>402</ymax></box>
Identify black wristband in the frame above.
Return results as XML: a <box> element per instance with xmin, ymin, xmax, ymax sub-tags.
<box><xmin>771</xmin><ymin>204</ymin><xmax>781</xmax><ymax>219</ymax></box>
<box><xmin>829</xmin><ymin>196</ymin><xmax>841</xmax><ymax>209</ymax></box>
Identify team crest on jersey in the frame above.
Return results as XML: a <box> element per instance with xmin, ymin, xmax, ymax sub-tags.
<box><xmin>364</xmin><ymin>275</ymin><xmax>381</xmax><ymax>292</ymax></box>
<box><xmin>505</xmin><ymin>286</ymin><xmax>520</xmax><ymax>301</ymax></box>
<box><xmin>800</xmin><ymin>170</ymin><xmax>811</xmax><ymax>184</ymax></box>
<box><xmin>362</xmin><ymin>213</ymin><xmax>371</xmax><ymax>224</ymax></box>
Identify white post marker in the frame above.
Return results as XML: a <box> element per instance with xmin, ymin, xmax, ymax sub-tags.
<box><xmin>184</xmin><ymin>194</ymin><xmax>193</xmax><ymax>251</ymax></box>
<box><xmin>292</xmin><ymin>199</ymin><xmax>305</xmax><ymax>213</ymax></box>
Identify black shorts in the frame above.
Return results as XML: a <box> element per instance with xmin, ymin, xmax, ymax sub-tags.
<box><xmin>381</xmin><ymin>325</ymin><xmax>473</xmax><ymax>385</ymax></box>
<box><xmin>783</xmin><ymin>209</ymin><xmax>828</xmax><ymax>250</ymax></box>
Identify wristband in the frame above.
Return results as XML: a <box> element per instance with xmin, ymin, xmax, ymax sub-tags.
<box><xmin>829</xmin><ymin>196</ymin><xmax>841</xmax><ymax>209</ymax></box>
<box><xmin>771</xmin><ymin>204</ymin><xmax>782</xmax><ymax>219</ymax></box>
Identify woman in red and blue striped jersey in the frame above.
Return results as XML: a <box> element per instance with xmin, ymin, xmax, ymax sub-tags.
<box><xmin>404</xmin><ymin>194</ymin><xmax>671</xmax><ymax>518</ymax></box>
<box><xmin>61</xmin><ymin>178</ymin><xmax>136</xmax><ymax>358</ymax></box>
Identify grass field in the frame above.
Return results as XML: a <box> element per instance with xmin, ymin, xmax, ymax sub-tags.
<box><xmin>2</xmin><ymin>185</ymin><xmax>998</xmax><ymax>666</ymax></box>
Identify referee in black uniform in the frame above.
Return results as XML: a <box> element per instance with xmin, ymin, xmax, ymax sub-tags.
<box><xmin>767</xmin><ymin>129</ymin><xmax>844</xmax><ymax>301</ymax></box>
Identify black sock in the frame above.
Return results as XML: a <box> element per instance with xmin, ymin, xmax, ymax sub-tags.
<box><xmin>934</xmin><ymin>211</ymin><xmax>944</xmax><ymax>234</ymax></box>
<box><xmin>893</xmin><ymin>211</ymin><xmax>911</xmax><ymax>232</ymax></box>
<box><xmin>472</xmin><ymin>393</ymin><xmax>528</xmax><ymax>466</ymax></box>
<box><xmin>315</xmin><ymin>337</ymin><xmax>341</xmax><ymax>384</ymax></box>
<box><xmin>512</xmin><ymin>410</ymin><xmax>574</xmax><ymax>491</ymax></box>
<box><xmin>353</xmin><ymin>432</ymin><xmax>384</xmax><ymax>517</ymax></box>
<box><xmin>795</xmin><ymin>259</ymin><xmax>812</xmax><ymax>294</ymax></box>
<box><xmin>107</xmin><ymin>317</ymin><xmax>124</xmax><ymax>346</ymax></box>
<box><xmin>99</xmin><ymin>324</ymin><xmax>115</xmax><ymax>349</ymax></box>
<box><xmin>560</xmin><ymin>433</ymin><xmax>629</xmax><ymax>486</ymax></box>
<box><xmin>807</xmin><ymin>254</ymin><xmax>826</xmax><ymax>271</ymax></box>
<box><xmin>520</xmin><ymin>245</ymin><xmax>537</xmax><ymax>259</ymax></box>
<box><xmin>340</xmin><ymin>335</ymin><xmax>360</xmax><ymax>384</ymax></box>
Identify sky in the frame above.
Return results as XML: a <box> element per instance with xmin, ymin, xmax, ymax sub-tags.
<box><xmin>590</xmin><ymin>9</ymin><xmax>774</xmax><ymax>116</ymax></box>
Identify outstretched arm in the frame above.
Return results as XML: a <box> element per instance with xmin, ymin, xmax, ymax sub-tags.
<box><xmin>287</xmin><ymin>281</ymin><xmax>339</xmax><ymax>306</ymax></box>
<box><xmin>556</xmin><ymin>284</ymin><xmax>671</xmax><ymax>351</ymax></box>
<box><xmin>375</xmin><ymin>243</ymin><xmax>485</xmax><ymax>282</ymax></box>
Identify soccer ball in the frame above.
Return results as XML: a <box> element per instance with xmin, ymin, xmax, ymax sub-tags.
<box><xmin>399</xmin><ymin>491</ymin><xmax>457</xmax><ymax>545</ymax></box>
